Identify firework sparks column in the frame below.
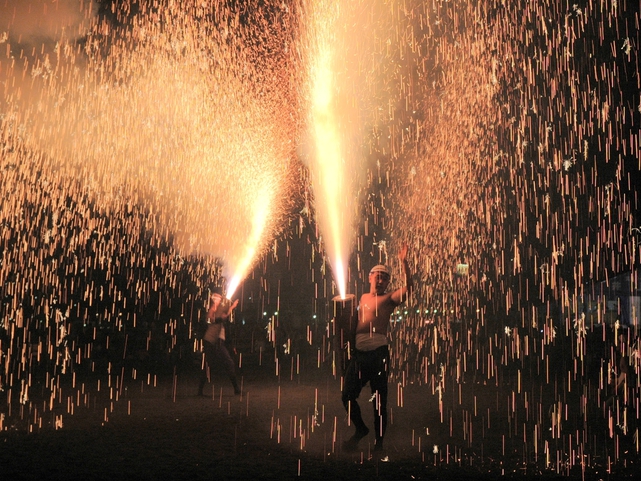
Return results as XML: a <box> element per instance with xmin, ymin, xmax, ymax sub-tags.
<box><xmin>303</xmin><ymin>0</ymin><xmax>368</xmax><ymax>299</ymax></box>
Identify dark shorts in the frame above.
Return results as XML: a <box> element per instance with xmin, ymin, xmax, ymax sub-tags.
<box><xmin>342</xmin><ymin>345</ymin><xmax>389</xmax><ymax>400</ymax></box>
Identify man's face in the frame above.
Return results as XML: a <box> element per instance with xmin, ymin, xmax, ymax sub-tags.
<box><xmin>370</xmin><ymin>272</ymin><xmax>390</xmax><ymax>294</ymax></box>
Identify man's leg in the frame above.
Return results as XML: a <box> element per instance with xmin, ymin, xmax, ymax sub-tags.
<box><xmin>216</xmin><ymin>340</ymin><xmax>241</xmax><ymax>394</ymax></box>
<box><xmin>370</xmin><ymin>346</ymin><xmax>389</xmax><ymax>450</ymax></box>
<box><xmin>198</xmin><ymin>342</ymin><xmax>214</xmax><ymax>396</ymax></box>
<box><xmin>341</xmin><ymin>353</ymin><xmax>369</xmax><ymax>451</ymax></box>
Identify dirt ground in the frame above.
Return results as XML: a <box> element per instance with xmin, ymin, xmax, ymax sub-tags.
<box><xmin>1</xmin><ymin>355</ymin><xmax>640</xmax><ymax>481</ymax></box>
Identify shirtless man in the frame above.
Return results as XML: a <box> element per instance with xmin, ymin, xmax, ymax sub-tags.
<box><xmin>342</xmin><ymin>245</ymin><xmax>413</xmax><ymax>452</ymax></box>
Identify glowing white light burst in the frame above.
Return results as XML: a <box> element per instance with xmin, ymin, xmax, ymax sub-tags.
<box><xmin>302</xmin><ymin>0</ymin><xmax>369</xmax><ymax>299</ymax></box>
<box><xmin>311</xmin><ymin>45</ymin><xmax>349</xmax><ymax>297</ymax></box>
<box><xmin>225</xmin><ymin>185</ymin><xmax>274</xmax><ymax>299</ymax></box>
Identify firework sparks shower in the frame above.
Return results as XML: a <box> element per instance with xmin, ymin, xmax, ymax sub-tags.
<box><xmin>1</xmin><ymin>0</ymin><xmax>295</xmax><ymax>298</ymax></box>
<box><xmin>0</xmin><ymin>0</ymin><xmax>640</xmax><ymax>479</ymax></box>
<box><xmin>300</xmin><ymin>0</ymin><xmax>378</xmax><ymax>299</ymax></box>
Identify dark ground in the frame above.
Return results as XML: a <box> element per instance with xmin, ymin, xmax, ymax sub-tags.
<box><xmin>1</xmin><ymin>354</ymin><xmax>640</xmax><ymax>481</ymax></box>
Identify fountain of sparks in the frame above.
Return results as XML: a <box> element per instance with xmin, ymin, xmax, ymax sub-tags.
<box><xmin>300</xmin><ymin>0</ymin><xmax>377</xmax><ymax>299</ymax></box>
<box><xmin>0</xmin><ymin>0</ymin><xmax>296</xmax><ymax>430</ymax></box>
<box><xmin>363</xmin><ymin>0</ymin><xmax>641</xmax><ymax>476</ymax></box>
<box><xmin>1</xmin><ymin>1</ymin><xmax>295</xmax><ymax>299</ymax></box>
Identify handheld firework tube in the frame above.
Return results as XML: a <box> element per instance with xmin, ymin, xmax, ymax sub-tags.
<box><xmin>332</xmin><ymin>294</ymin><xmax>357</xmax><ymax>374</ymax></box>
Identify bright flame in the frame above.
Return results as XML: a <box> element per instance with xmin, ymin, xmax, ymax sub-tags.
<box><xmin>304</xmin><ymin>0</ymin><xmax>364</xmax><ymax>299</ymax></box>
<box><xmin>225</xmin><ymin>187</ymin><xmax>272</xmax><ymax>299</ymax></box>
<box><xmin>311</xmin><ymin>42</ymin><xmax>348</xmax><ymax>298</ymax></box>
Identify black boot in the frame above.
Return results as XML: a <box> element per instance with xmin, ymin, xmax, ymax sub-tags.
<box><xmin>342</xmin><ymin>425</ymin><xmax>369</xmax><ymax>452</ymax></box>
